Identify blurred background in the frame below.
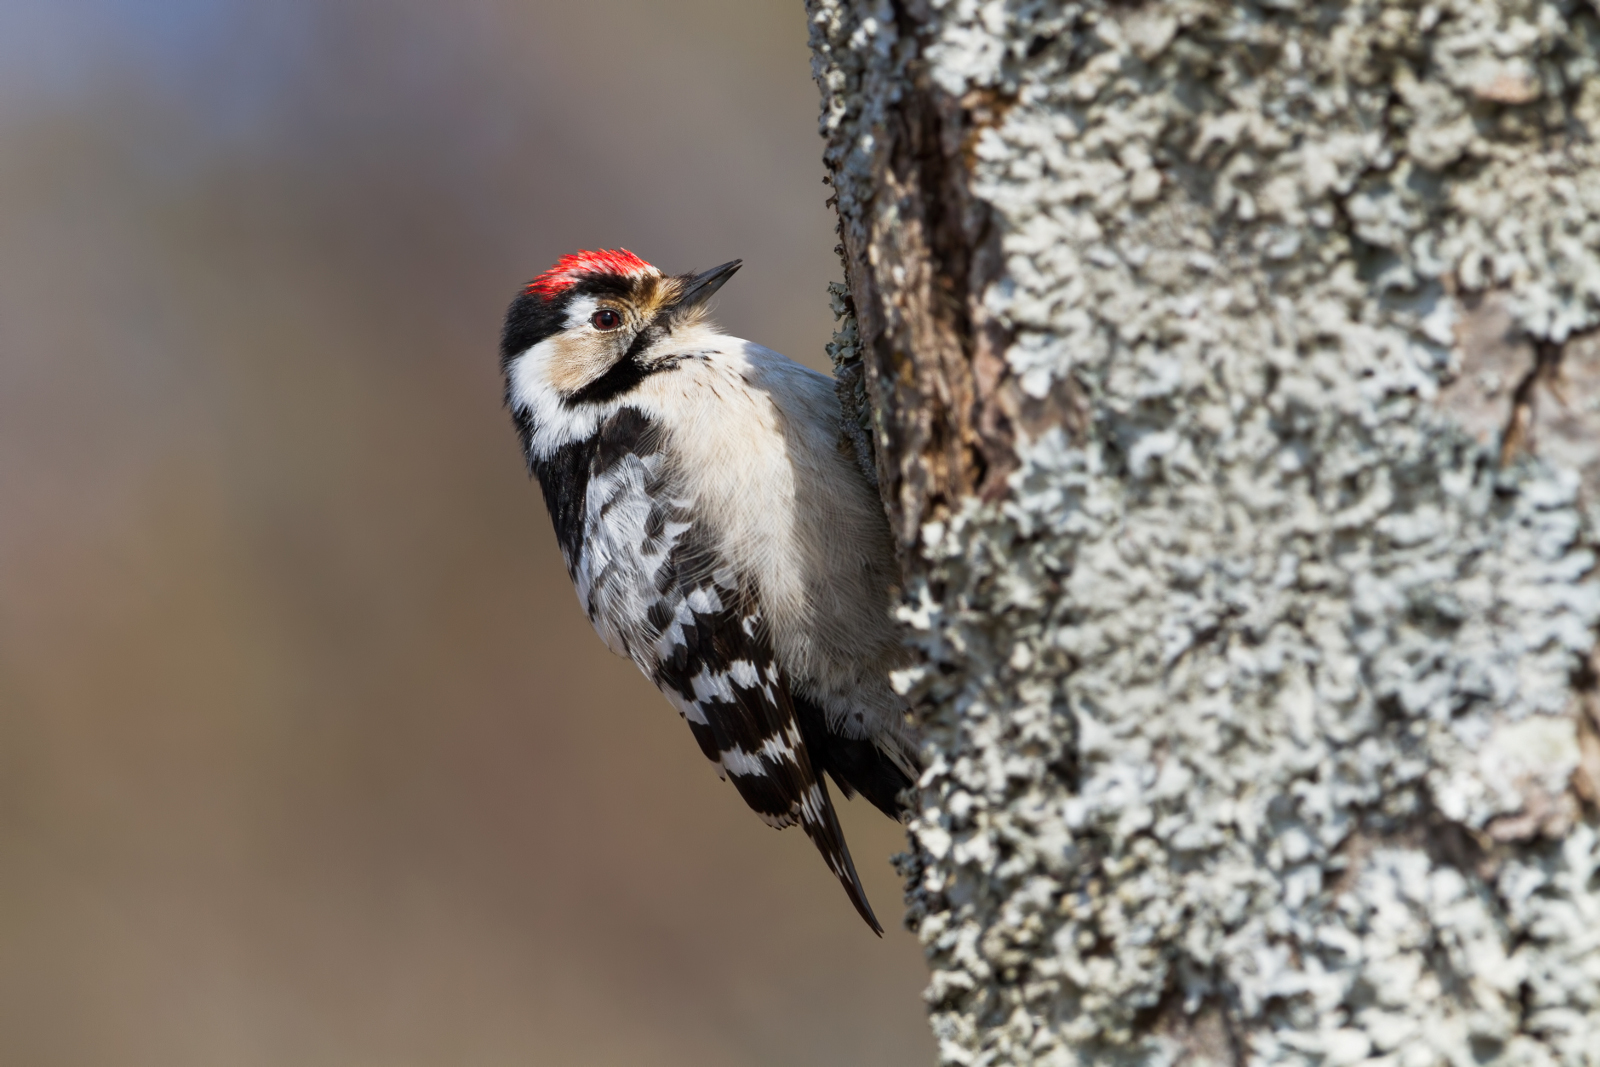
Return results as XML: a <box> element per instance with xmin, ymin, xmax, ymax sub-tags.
<box><xmin>0</xmin><ymin>2</ymin><xmax>935</xmax><ymax>1064</ymax></box>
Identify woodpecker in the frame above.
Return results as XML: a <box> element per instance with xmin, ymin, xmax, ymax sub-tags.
<box><xmin>500</xmin><ymin>249</ymin><xmax>917</xmax><ymax>932</ymax></box>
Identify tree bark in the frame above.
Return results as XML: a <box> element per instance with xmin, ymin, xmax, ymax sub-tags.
<box><xmin>805</xmin><ymin>2</ymin><xmax>1600</xmax><ymax>1064</ymax></box>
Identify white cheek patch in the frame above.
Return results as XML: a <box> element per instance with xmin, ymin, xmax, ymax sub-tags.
<box><xmin>506</xmin><ymin>296</ymin><xmax>659</xmax><ymax>457</ymax></box>
<box><xmin>506</xmin><ymin>341</ymin><xmax>606</xmax><ymax>456</ymax></box>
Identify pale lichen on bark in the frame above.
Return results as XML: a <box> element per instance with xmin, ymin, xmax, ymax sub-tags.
<box><xmin>807</xmin><ymin>2</ymin><xmax>1600</xmax><ymax>1064</ymax></box>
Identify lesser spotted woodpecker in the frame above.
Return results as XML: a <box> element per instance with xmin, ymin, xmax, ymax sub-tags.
<box><xmin>500</xmin><ymin>249</ymin><xmax>917</xmax><ymax>932</ymax></box>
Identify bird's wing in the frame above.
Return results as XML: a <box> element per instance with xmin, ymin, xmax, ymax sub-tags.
<box><xmin>646</xmin><ymin>529</ymin><xmax>882</xmax><ymax>934</ymax></box>
<box><xmin>570</xmin><ymin>406</ymin><xmax>881</xmax><ymax>933</ymax></box>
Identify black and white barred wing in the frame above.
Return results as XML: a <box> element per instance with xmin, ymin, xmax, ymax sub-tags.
<box><xmin>648</xmin><ymin>541</ymin><xmax>883</xmax><ymax>934</ymax></box>
<box><xmin>558</xmin><ymin>408</ymin><xmax>690</xmax><ymax>663</ymax></box>
<box><xmin>543</xmin><ymin>407</ymin><xmax>880</xmax><ymax>932</ymax></box>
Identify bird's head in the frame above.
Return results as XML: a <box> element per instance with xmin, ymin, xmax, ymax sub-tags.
<box><xmin>501</xmin><ymin>249</ymin><xmax>741</xmax><ymax>413</ymax></box>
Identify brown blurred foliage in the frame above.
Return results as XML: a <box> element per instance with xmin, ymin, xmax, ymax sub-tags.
<box><xmin>0</xmin><ymin>2</ymin><xmax>933</xmax><ymax>1063</ymax></box>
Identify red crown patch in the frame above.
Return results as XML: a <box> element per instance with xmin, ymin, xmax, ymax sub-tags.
<box><xmin>525</xmin><ymin>249</ymin><xmax>655</xmax><ymax>299</ymax></box>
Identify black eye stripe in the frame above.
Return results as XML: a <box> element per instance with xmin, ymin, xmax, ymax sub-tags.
<box><xmin>561</xmin><ymin>319</ymin><xmax>677</xmax><ymax>408</ymax></box>
<box><xmin>564</xmin><ymin>350</ymin><xmax>650</xmax><ymax>407</ymax></box>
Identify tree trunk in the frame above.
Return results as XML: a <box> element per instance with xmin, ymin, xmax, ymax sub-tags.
<box><xmin>804</xmin><ymin>2</ymin><xmax>1600</xmax><ymax>1064</ymax></box>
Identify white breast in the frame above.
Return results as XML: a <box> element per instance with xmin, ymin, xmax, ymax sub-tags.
<box><xmin>629</xmin><ymin>329</ymin><xmax>909</xmax><ymax>738</ymax></box>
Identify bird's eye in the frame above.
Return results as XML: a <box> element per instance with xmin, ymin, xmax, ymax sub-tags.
<box><xmin>591</xmin><ymin>309</ymin><xmax>622</xmax><ymax>331</ymax></box>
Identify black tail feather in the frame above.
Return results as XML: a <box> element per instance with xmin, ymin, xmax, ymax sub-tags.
<box><xmin>794</xmin><ymin>696</ymin><xmax>915</xmax><ymax>822</ymax></box>
<box><xmin>798</xmin><ymin>773</ymin><xmax>883</xmax><ymax>935</ymax></box>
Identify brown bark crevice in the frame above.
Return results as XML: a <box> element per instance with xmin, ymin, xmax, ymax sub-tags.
<box><xmin>830</xmin><ymin>12</ymin><xmax>1020</xmax><ymax>549</ymax></box>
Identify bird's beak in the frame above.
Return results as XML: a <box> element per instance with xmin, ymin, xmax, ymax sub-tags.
<box><xmin>675</xmin><ymin>259</ymin><xmax>742</xmax><ymax>311</ymax></box>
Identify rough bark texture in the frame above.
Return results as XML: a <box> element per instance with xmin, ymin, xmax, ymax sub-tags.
<box><xmin>806</xmin><ymin>2</ymin><xmax>1600</xmax><ymax>1064</ymax></box>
